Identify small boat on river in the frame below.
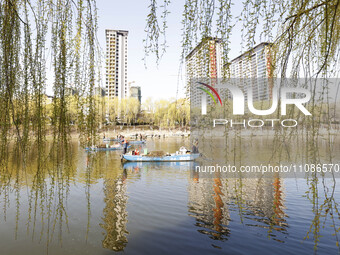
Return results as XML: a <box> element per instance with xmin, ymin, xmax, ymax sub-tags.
<box><xmin>85</xmin><ymin>145</ymin><xmax>131</xmax><ymax>152</ymax></box>
<box><xmin>103</xmin><ymin>138</ymin><xmax>146</xmax><ymax>145</ymax></box>
<box><xmin>122</xmin><ymin>152</ymin><xmax>200</xmax><ymax>162</ymax></box>
<box><xmin>103</xmin><ymin>138</ymin><xmax>120</xmax><ymax>142</ymax></box>
<box><xmin>128</xmin><ymin>140</ymin><xmax>146</xmax><ymax>145</ymax></box>
<box><xmin>123</xmin><ymin>161</ymin><xmax>198</xmax><ymax>170</ymax></box>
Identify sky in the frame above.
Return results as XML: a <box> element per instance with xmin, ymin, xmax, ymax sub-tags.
<box><xmin>43</xmin><ymin>1</ymin><xmax>275</xmax><ymax>101</ymax></box>
<box><xmin>93</xmin><ymin>0</ymin><xmax>263</xmax><ymax>102</ymax></box>
<box><xmin>96</xmin><ymin>0</ymin><xmax>187</xmax><ymax>102</ymax></box>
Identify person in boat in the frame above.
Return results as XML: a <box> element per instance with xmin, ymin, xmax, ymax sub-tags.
<box><xmin>192</xmin><ymin>139</ymin><xmax>199</xmax><ymax>154</ymax></box>
<box><xmin>122</xmin><ymin>137</ymin><xmax>129</xmax><ymax>154</ymax></box>
<box><xmin>179</xmin><ymin>146</ymin><xmax>188</xmax><ymax>154</ymax></box>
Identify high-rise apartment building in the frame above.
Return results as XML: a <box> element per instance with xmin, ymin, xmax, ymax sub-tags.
<box><xmin>105</xmin><ymin>29</ymin><xmax>128</xmax><ymax>100</ymax></box>
<box><xmin>227</xmin><ymin>42</ymin><xmax>273</xmax><ymax>101</ymax></box>
<box><xmin>186</xmin><ymin>37</ymin><xmax>223</xmax><ymax>105</ymax></box>
<box><xmin>130</xmin><ymin>86</ymin><xmax>141</xmax><ymax>104</ymax></box>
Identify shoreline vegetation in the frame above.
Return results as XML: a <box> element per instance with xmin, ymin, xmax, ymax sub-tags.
<box><xmin>5</xmin><ymin>125</ymin><xmax>191</xmax><ymax>142</ymax></box>
<box><xmin>5</xmin><ymin>124</ymin><xmax>339</xmax><ymax>144</ymax></box>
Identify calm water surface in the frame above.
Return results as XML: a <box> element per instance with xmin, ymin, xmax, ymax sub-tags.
<box><xmin>0</xmin><ymin>137</ymin><xmax>340</xmax><ymax>254</ymax></box>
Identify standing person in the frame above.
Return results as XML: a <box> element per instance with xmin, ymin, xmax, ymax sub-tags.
<box><xmin>121</xmin><ymin>136</ymin><xmax>125</xmax><ymax>148</ymax></box>
<box><xmin>192</xmin><ymin>139</ymin><xmax>199</xmax><ymax>153</ymax></box>
<box><xmin>123</xmin><ymin>138</ymin><xmax>129</xmax><ymax>154</ymax></box>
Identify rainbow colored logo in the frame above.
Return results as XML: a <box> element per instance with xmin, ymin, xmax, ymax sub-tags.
<box><xmin>197</xmin><ymin>82</ymin><xmax>222</xmax><ymax>106</ymax></box>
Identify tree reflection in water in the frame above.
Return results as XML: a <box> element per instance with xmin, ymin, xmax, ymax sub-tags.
<box><xmin>1</xmin><ymin>134</ymin><xmax>340</xmax><ymax>253</ymax></box>
<box><xmin>0</xmin><ymin>143</ymin><xmax>77</xmax><ymax>252</ymax></box>
<box><xmin>100</xmin><ymin>169</ymin><xmax>129</xmax><ymax>251</ymax></box>
<box><xmin>0</xmin><ymin>142</ymin><xmax>130</xmax><ymax>253</ymax></box>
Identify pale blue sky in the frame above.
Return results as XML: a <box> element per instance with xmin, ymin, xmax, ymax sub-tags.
<box><xmin>96</xmin><ymin>0</ymin><xmax>187</xmax><ymax>102</ymax></box>
<box><xmin>95</xmin><ymin>0</ymin><xmax>260</xmax><ymax>101</ymax></box>
<box><xmin>44</xmin><ymin>1</ymin><xmax>274</xmax><ymax>100</ymax></box>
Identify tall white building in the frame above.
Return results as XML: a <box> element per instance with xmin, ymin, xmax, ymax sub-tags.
<box><xmin>105</xmin><ymin>29</ymin><xmax>128</xmax><ymax>100</ymax></box>
<box><xmin>227</xmin><ymin>42</ymin><xmax>273</xmax><ymax>101</ymax></box>
<box><xmin>186</xmin><ymin>37</ymin><xmax>224</xmax><ymax>106</ymax></box>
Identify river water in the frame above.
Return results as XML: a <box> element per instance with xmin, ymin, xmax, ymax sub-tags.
<box><xmin>0</xmin><ymin>137</ymin><xmax>340</xmax><ymax>254</ymax></box>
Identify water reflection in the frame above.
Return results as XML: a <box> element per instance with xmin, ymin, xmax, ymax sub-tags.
<box><xmin>188</xmin><ymin>172</ymin><xmax>230</xmax><ymax>241</ymax></box>
<box><xmin>122</xmin><ymin>161</ymin><xmax>196</xmax><ymax>172</ymax></box>
<box><xmin>188</xmin><ymin>172</ymin><xmax>288</xmax><ymax>243</ymax></box>
<box><xmin>100</xmin><ymin>169</ymin><xmax>128</xmax><ymax>251</ymax></box>
<box><xmin>0</xmin><ymin>144</ymin><xmax>78</xmax><ymax>252</ymax></box>
<box><xmin>0</xmin><ymin>137</ymin><xmax>340</xmax><ymax>254</ymax></box>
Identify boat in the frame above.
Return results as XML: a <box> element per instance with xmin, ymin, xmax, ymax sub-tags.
<box><xmin>123</xmin><ymin>161</ymin><xmax>198</xmax><ymax>170</ymax></box>
<box><xmin>103</xmin><ymin>138</ymin><xmax>121</xmax><ymax>142</ymax></box>
<box><xmin>102</xmin><ymin>139</ymin><xmax>146</xmax><ymax>145</ymax></box>
<box><xmin>122</xmin><ymin>153</ymin><xmax>200</xmax><ymax>162</ymax></box>
<box><xmin>85</xmin><ymin>145</ymin><xmax>131</xmax><ymax>152</ymax></box>
<box><xmin>128</xmin><ymin>140</ymin><xmax>146</xmax><ymax>145</ymax></box>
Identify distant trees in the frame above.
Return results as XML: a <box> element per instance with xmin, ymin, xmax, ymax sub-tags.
<box><xmin>142</xmin><ymin>97</ymin><xmax>190</xmax><ymax>128</ymax></box>
<box><xmin>38</xmin><ymin>95</ymin><xmax>190</xmax><ymax>128</ymax></box>
<box><xmin>43</xmin><ymin>96</ymin><xmax>190</xmax><ymax>128</ymax></box>
<box><xmin>44</xmin><ymin>96</ymin><xmax>139</xmax><ymax>127</ymax></box>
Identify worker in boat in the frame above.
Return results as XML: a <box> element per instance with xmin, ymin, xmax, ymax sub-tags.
<box><xmin>179</xmin><ymin>146</ymin><xmax>187</xmax><ymax>154</ymax></box>
<box><xmin>123</xmin><ymin>138</ymin><xmax>129</xmax><ymax>154</ymax></box>
<box><xmin>192</xmin><ymin>139</ymin><xmax>199</xmax><ymax>153</ymax></box>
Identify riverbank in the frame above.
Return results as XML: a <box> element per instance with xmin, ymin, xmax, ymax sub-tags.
<box><xmin>98</xmin><ymin>126</ymin><xmax>190</xmax><ymax>139</ymax></box>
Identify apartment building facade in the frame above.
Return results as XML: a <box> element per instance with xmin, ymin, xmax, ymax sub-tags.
<box><xmin>105</xmin><ymin>29</ymin><xmax>128</xmax><ymax>100</ymax></box>
<box><xmin>227</xmin><ymin>42</ymin><xmax>273</xmax><ymax>101</ymax></box>
<box><xmin>186</xmin><ymin>37</ymin><xmax>224</xmax><ymax>106</ymax></box>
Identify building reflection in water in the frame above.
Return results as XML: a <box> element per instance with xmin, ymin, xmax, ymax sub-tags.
<box><xmin>188</xmin><ymin>171</ymin><xmax>287</xmax><ymax>242</ymax></box>
<box><xmin>188</xmin><ymin>171</ymin><xmax>230</xmax><ymax>240</ymax></box>
<box><xmin>100</xmin><ymin>169</ymin><xmax>129</xmax><ymax>252</ymax></box>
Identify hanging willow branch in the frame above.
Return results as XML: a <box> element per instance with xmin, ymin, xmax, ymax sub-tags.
<box><xmin>144</xmin><ymin>0</ymin><xmax>340</xmax><ymax>77</ymax></box>
<box><xmin>143</xmin><ymin>0</ymin><xmax>170</xmax><ymax>66</ymax></box>
<box><xmin>0</xmin><ymin>0</ymin><xmax>100</xmax><ymax>161</ymax></box>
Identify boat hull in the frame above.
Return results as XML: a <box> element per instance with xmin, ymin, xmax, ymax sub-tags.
<box><xmin>129</xmin><ymin>140</ymin><xmax>146</xmax><ymax>145</ymax></box>
<box><xmin>103</xmin><ymin>138</ymin><xmax>120</xmax><ymax>142</ymax></box>
<box><xmin>85</xmin><ymin>145</ymin><xmax>131</xmax><ymax>152</ymax></box>
<box><xmin>102</xmin><ymin>139</ymin><xmax>146</xmax><ymax>145</ymax></box>
<box><xmin>122</xmin><ymin>153</ymin><xmax>200</xmax><ymax>162</ymax></box>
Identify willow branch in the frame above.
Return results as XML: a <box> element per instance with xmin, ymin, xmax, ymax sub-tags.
<box><xmin>284</xmin><ymin>0</ymin><xmax>334</xmax><ymax>23</ymax></box>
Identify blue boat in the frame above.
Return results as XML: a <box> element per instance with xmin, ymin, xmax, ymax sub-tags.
<box><xmin>122</xmin><ymin>153</ymin><xmax>200</xmax><ymax>162</ymax></box>
<box><xmin>85</xmin><ymin>145</ymin><xmax>131</xmax><ymax>152</ymax></box>
<box><xmin>128</xmin><ymin>140</ymin><xmax>146</xmax><ymax>145</ymax></box>
<box><xmin>103</xmin><ymin>138</ymin><xmax>121</xmax><ymax>142</ymax></box>
<box><xmin>102</xmin><ymin>139</ymin><xmax>146</xmax><ymax>145</ymax></box>
<box><xmin>123</xmin><ymin>161</ymin><xmax>198</xmax><ymax>170</ymax></box>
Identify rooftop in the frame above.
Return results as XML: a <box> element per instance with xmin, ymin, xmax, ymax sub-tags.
<box><xmin>185</xmin><ymin>37</ymin><xmax>222</xmax><ymax>61</ymax></box>
<box><xmin>228</xmin><ymin>42</ymin><xmax>272</xmax><ymax>63</ymax></box>
<box><xmin>105</xmin><ymin>29</ymin><xmax>129</xmax><ymax>36</ymax></box>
